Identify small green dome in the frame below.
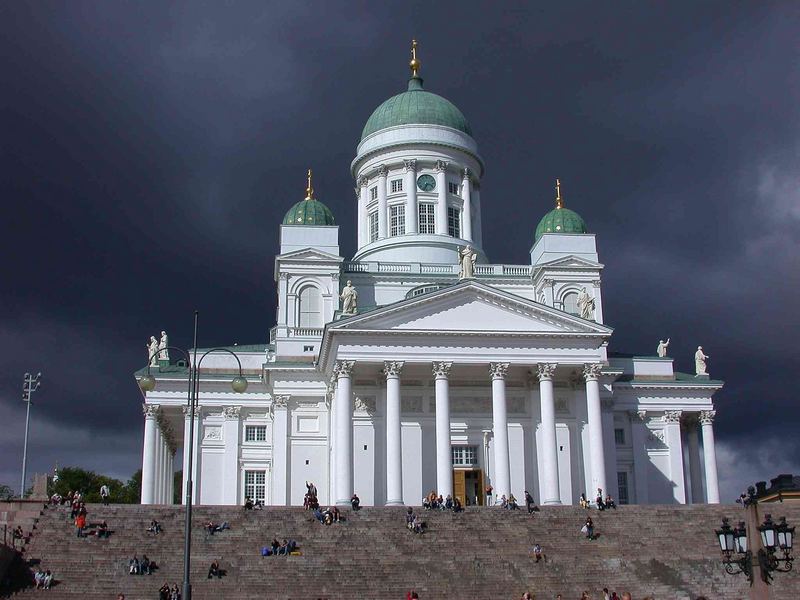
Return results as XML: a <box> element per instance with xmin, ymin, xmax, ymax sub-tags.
<box><xmin>282</xmin><ymin>198</ymin><xmax>335</xmax><ymax>226</ymax></box>
<box><xmin>361</xmin><ymin>77</ymin><xmax>472</xmax><ymax>141</ymax></box>
<box><xmin>535</xmin><ymin>207</ymin><xmax>587</xmax><ymax>241</ymax></box>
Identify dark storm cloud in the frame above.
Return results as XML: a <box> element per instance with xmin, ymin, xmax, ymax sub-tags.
<box><xmin>1</xmin><ymin>1</ymin><xmax>798</xmax><ymax>496</ymax></box>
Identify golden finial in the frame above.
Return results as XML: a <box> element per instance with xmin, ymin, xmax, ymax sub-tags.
<box><xmin>409</xmin><ymin>39</ymin><xmax>421</xmax><ymax>78</ymax></box>
<box><xmin>305</xmin><ymin>168</ymin><xmax>315</xmax><ymax>200</ymax></box>
<box><xmin>555</xmin><ymin>178</ymin><xmax>563</xmax><ymax>209</ymax></box>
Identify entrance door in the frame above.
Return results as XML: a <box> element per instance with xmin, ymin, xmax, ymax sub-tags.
<box><xmin>455</xmin><ymin>469</ymin><xmax>484</xmax><ymax>506</ymax></box>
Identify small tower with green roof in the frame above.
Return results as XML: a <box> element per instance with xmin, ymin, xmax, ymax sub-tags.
<box><xmin>530</xmin><ymin>180</ymin><xmax>605</xmax><ymax>323</ymax></box>
<box><xmin>282</xmin><ymin>169</ymin><xmax>336</xmax><ymax>226</ymax></box>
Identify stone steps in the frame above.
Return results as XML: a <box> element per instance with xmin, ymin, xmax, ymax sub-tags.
<box><xmin>7</xmin><ymin>503</ymin><xmax>800</xmax><ymax>599</ymax></box>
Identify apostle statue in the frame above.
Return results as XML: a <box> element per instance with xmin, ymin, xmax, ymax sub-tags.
<box><xmin>459</xmin><ymin>245</ymin><xmax>476</xmax><ymax>279</ymax></box>
<box><xmin>695</xmin><ymin>346</ymin><xmax>710</xmax><ymax>376</ymax></box>
<box><xmin>158</xmin><ymin>331</ymin><xmax>169</xmax><ymax>362</ymax></box>
<box><xmin>657</xmin><ymin>338</ymin><xmax>670</xmax><ymax>358</ymax></box>
<box><xmin>147</xmin><ymin>336</ymin><xmax>159</xmax><ymax>366</ymax></box>
<box><xmin>340</xmin><ymin>280</ymin><xmax>358</xmax><ymax>314</ymax></box>
<box><xmin>577</xmin><ymin>287</ymin><xmax>595</xmax><ymax>320</ymax></box>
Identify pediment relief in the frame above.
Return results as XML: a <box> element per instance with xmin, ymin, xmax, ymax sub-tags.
<box><xmin>328</xmin><ymin>281</ymin><xmax>611</xmax><ymax>336</ymax></box>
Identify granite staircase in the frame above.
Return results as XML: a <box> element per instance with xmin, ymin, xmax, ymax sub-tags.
<box><xmin>5</xmin><ymin>503</ymin><xmax>800</xmax><ymax>599</ymax></box>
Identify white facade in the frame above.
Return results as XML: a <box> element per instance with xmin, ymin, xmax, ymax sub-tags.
<box><xmin>137</xmin><ymin>64</ymin><xmax>723</xmax><ymax>508</ymax></box>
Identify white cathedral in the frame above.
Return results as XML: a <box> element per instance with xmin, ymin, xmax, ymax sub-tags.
<box><xmin>136</xmin><ymin>45</ymin><xmax>723</xmax><ymax>509</ymax></box>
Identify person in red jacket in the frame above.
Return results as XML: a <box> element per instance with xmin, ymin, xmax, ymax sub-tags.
<box><xmin>75</xmin><ymin>513</ymin><xmax>86</xmax><ymax>538</ymax></box>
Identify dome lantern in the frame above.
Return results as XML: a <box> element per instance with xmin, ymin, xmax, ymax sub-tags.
<box><xmin>534</xmin><ymin>179</ymin><xmax>588</xmax><ymax>242</ymax></box>
<box><xmin>282</xmin><ymin>168</ymin><xmax>336</xmax><ymax>226</ymax></box>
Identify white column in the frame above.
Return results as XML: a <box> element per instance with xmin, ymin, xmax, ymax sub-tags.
<box><xmin>629</xmin><ymin>410</ymin><xmax>649</xmax><ymax>504</ymax></box>
<box><xmin>583</xmin><ymin>364</ymin><xmax>607</xmax><ymax>498</ymax></box>
<box><xmin>664</xmin><ymin>410</ymin><xmax>686</xmax><ymax>503</ymax></box>
<box><xmin>700</xmin><ymin>410</ymin><xmax>720</xmax><ymax>504</ymax></box>
<box><xmin>357</xmin><ymin>176</ymin><xmax>368</xmax><ymax>247</ymax></box>
<box><xmin>435</xmin><ymin>160</ymin><xmax>448</xmax><ymax>235</ymax></box>
<box><xmin>222</xmin><ymin>406</ymin><xmax>241</xmax><ymax>505</ymax></box>
<box><xmin>334</xmin><ymin>360</ymin><xmax>355</xmax><ymax>505</ymax></box>
<box><xmin>404</xmin><ymin>160</ymin><xmax>417</xmax><ymax>234</ymax></box>
<box><xmin>384</xmin><ymin>361</ymin><xmax>404</xmax><ymax>506</ymax></box>
<box><xmin>432</xmin><ymin>362</ymin><xmax>453</xmax><ymax>497</ymax></box>
<box><xmin>461</xmin><ymin>168</ymin><xmax>472</xmax><ymax>241</ymax></box>
<box><xmin>537</xmin><ymin>364</ymin><xmax>561</xmax><ymax>505</ymax></box>
<box><xmin>472</xmin><ymin>185</ymin><xmax>482</xmax><ymax>248</ymax></box>
<box><xmin>377</xmin><ymin>166</ymin><xmax>388</xmax><ymax>239</ymax></box>
<box><xmin>687</xmin><ymin>417</ymin><xmax>703</xmax><ymax>503</ymax></box>
<box><xmin>141</xmin><ymin>404</ymin><xmax>159</xmax><ymax>504</ymax></box>
<box><xmin>181</xmin><ymin>406</ymin><xmax>191</xmax><ymax>505</ymax></box>
<box><xmin>272</xmin><ymin>396</ymin><xmax>290</xmax><ymax>505</ymax></box>
<box><xmin>166</xmin><ymin>449</ymin><xmax>174</xmax><ymax>504</ymax></box>
<box><xmin>154</xmin><ymin>426</ymin><xmax>163</xmax><ymax>503</ymax></box>
<box><xmin>490</xmin><ymin>363</ymin><xmax>511</xmax><ymax>499</ymax></box>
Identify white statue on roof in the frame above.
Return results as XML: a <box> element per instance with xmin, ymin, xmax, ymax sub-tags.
<box><xmin>459</xmin><ymin>245</ymin><xmax>476</xmax><ymax>279</ymax></box>
<box><xmin>158</xmin><ymin>331</ymin><xmax>169</xmax><ymax>361</ymax></box>
<box><xmin>695</xmin><ymin>346</ymin><xmax>709</xmax><ymax>376</ymax></box>
<box><xmin>148</xmin><ymin>336</ymin><xmax>159</xmax><ymax>366</ymax></box>
<box><xmin>340</xmin><ymin>280</ymin><xmax>358</xmax><ymax>314</ymax></box>
<box><xmin>577</xmin><ymin>287</ymin><xmax>595</xmax><ymax>320</ymax></box>
<box><xmin>657</xmin><ymin>338</ymin><xmax>670</xmax><ymax>358</ymax></box>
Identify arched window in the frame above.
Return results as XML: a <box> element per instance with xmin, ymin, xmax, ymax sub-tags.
<box><xmin>562</xmin><ymin>292</ymin><xmax>579</xmax><ymax>315</ymax></box>
<box><xmin>298</xmin><ymin>286</ymin><xmax>322</xmax><ymax>327</ymax></box>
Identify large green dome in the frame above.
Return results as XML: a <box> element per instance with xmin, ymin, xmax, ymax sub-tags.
<box><xmin>535</xmin><ymin>207</ymin><xmax>587</xmax><ymax>241</ymax></box>
<box><xmin>282</xmin><ymin>198</ymin><xmax>335</xmax><ymax>226</ymax></box>
<box><xmin>361</xmin><ymin>77</ymin><xmax>472</xmax><ymax>141</ymax></box>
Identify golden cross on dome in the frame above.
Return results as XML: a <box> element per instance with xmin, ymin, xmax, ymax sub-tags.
<box><xmin>305</xmin><ymin>168</ymin><xmax>315</xmax><ymax>200</ymax></box>
<box><xmin>410</xmin><ymin>39</ymin><xmax>421</xmax><ymax>78</ymax></box>
<box><xmin>555</xmin><ymin>178</ymin><xmax>563</xmax><ymax>209</ymax></box>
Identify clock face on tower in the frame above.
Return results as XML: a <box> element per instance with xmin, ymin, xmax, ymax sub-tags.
<box><xmin>416</xmin><ymin>174</ymin><xmax>436</xmax><ymax>192</ymax></box>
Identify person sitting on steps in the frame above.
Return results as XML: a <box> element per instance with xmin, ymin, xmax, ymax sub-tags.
<box><xmin>207</xmin><ymin>560</ymin><xmax>222</xmax><ymax>579</ymax></box>
<box><xmin>147</xmin><ymin>519</ymin><xmax>162</xmax><ymax>534</ymax></box>
<box><xmin>583</xmin><ymin>516</ymin><xmax>595</xmax><ymax>540</ymax></box>
<box><xmin>596</xmin><ymin>488</ymin><xmax>606</xmax><ymax>511</ymax></box>
<box><xmin>452</xmin><ymin>496</ymin><xmax>463</xmax><ymax>513</ymax></box>
<box><xmin>140</xmin><ymin>554</ymin><xmax>152</xmax><ymax>575</ymax></box>
<box><xmin>128</xmin><ymin>555</ymin><xmax>140</xmax><ymax>575</ymax></box>
<box><xmin>243</xmin><ymin>496</ymin><xmax>254</xmax><ymax>510</ymax></box>
<box><xmin>605</xmin><ymin>494</ymin><xmax>617</xmax><ymax>510</ymax></box>
<box><xmin>96</xmin><ymin>520</ymin><xmax>110</xmax><ymax>538</ymax></box>
<box><xmin>579</xmin><ymin>493</ymin><xmax>590</xmax><ymax>509</ymax></box>
<box><xmin>533</xmin><ymin>543</ymin><xmax>546</xmax><ymax>563</ymax></box>
<box><xmin>350</xmin><ymin>493</ymin><xmax>360</xmax><ymax>511</ymax></box>
<box><xmin>507</xmin><ymin>494</ymin><xmax>519</xmax><ymax>510</ymax></box>
<box><xmin>159</xmin><ymin>582</ymin><xmax>171</xmax><ymax>600</ymax></box>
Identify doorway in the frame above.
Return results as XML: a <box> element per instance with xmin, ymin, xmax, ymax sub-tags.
<box><xmin>454</xmin><ymin>469</ymin><xmax>484</xmax><ymax>506</ymax></box>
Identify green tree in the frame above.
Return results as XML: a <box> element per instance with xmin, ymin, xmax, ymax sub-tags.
<box><xmin>50</xmin><ymin>467</ymin><xmax>142</xmax><ymax>504</ymax></box>
<box><xmin>0</xmin><ymin>483</ymin><xmax>14</xmax><ymax>500</ymax></box>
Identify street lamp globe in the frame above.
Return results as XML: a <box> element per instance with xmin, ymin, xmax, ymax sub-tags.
<box><xmin>716</xmin><ymin>519</ymin><xmax>735</xmax><ymax>554</ymax></box>
<box><xmin>138</xmin><ymin>374</ymin><xmax>156</xmax><ymax>392</ymax></box>
<box><xmin>777</xmin><ymin>516</ymin><xmax>794</xmax><ymax>551</ymax></box>
<box><xmin>759</xmin><ymin>514</ymin><xmax>778</xmax><ymax>551</ymax></box>
<box><xmin>231</xmin><ymin>376</ymin><xmax>248</xmax><ymax>393</ymax></box>
<box><xmin>733</xmin><ymin>522</ymin><xmax>748</xmax><ymax>554</ymax></box>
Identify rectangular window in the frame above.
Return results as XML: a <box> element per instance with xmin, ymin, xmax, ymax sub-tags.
<box><xmin>368</xmin><ymin>211</ymin><xmax>379</xmax><ymax>242</ymax></box>
<box><xmin>448</xmin><ymin>182</ymin><xmax>459</xmax><ymax>195</ymax></box>
<box><xmin>614</xmin><ymin>428</ymin><xmax>625</xmax><ymax>446</ymax></box>
<box><xmin>369</xmin><ymin>186</ymin><xmax>378</xmax><ymax>201</ymax></box>
<box><xmin>418</xmin><ymin>203</ymin><xmax>435</xmax><ymax>234</ymax></box>
<box><xmin>617</xmin><ymin>471</ymin><xmax>629</xmax><ymax>505</ymax></box>
<box><xmin>244</xmin><ymin>470</ymin><xmax>267</xmax><ymax>504</ymax></box>
<box><xmin>390</xmin><ymin>204</ymin><xmax>405</xmax><ymax>236</ymax></box>
<box><xmin>245</xmin><ymin>425</ymin><xmax>267</xmax><ymax>442</ymax></box>
<box><xmin>390</xmin><ymin>179</ymin><xmax>403</xmax><ymax>193</ymax></box>
<box><xmin>447</xmin><ymin>206</ymin><xmax>461</xmax><ymax>238</ymax></box>
<box><xmin>451</xmin><ymin>445</ymin><xmax>478</xmax><ymax>467</ymax></box>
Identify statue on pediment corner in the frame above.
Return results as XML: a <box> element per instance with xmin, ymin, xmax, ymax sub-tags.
<box><xmin>657</xmin><ymin>338</ymin><xmax>670</xmax><ymax>358</ymax></box>
<box><xmin>695</xmin><ymin>346</ymin><xmax>709</xmax><ymax>376</ymax></box>
<box><xmin>459</xmin><ymin>245</ymin><xmax>476</xmax><ymax>279</ymax></box>
<box><xmin>340</xmin><ymin>280</ymin><xmax>358</xmax><ymax>314</ymax></box>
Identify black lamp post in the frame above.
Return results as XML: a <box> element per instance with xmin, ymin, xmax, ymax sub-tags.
<box><xmin>716</xmin><ymin>485</ymin><xmax>795</xmax><ymax>587</ymax></box>
<box><xmin>137</xmin><ymin>312</ymin><xmax>248</xmax><ymax>600</ymax></box>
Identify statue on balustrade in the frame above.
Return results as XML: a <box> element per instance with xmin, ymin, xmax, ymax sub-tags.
<box><xmin>695</xmin><ymin>346</ymin><xmax>710</xmax><ymax>376</ymax></box>
<box><xmin>158</xmin><ymin>331</ymin><xmax>169</xmax><ymax>362</ymax></box>
<box><xmin>657</xmin><ymin>338</ymin><xmax>670</xmax><ymax>358</ymax></box>
<box><xmin>577</xmin><ymin>287</ymin><xmax>595</xmax><ymax>320</ymax></box>
<box><xmin>340</xmin><ymin>280</ymin><xmax>358</xmax><ymax>314</ymax></box>
<box><xmin>459</xmin><ymin>245</ymin><xmax>476</xmax><ymax>279</ymax></box>
<box><xmin>147</xmin><ymin>336</ymin><xmax>159</xmax><ymax>366</ymax></box>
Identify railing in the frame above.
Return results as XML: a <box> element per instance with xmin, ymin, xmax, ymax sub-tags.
<box><xmin>343</xmin><ymin>261</ymin><xmax>531</xmax><ymax>277</ymax></box>
<box><xmin>289</xmin><ymin>327</ymin><xmax>323</xmax><ymax>337</ymax></box>
<box><xmin>269</xmin><ymin>326</ymin><xmax>277</xmax><ymax>344</ymax></box>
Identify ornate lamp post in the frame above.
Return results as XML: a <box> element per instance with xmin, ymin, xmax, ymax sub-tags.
<box><xmin>716</xmin><ymin>485</ymin><xmax>795</xmax><ymax>596</ymax></box>
<box><xmin>137</xmin><ymin>312</ymin><xmax>248</xmax><ymax>600</ymax></box>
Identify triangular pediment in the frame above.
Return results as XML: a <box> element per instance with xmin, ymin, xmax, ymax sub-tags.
<box><xmin>276</xmin><ymin>248</ymin><xmax>342</xmax><ymax>262</ymax></box>
<box><xmin>535</xmin><ymin>255</ymin><xmax>603</xmax><ymax>269</ymax></box>
<box><xmin>329</xmin><ymin>281</ymin><xmax>612</xmax><ymax>336</ymax></box>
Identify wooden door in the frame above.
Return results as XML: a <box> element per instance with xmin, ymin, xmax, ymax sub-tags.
<box><xmin>453</xmin><ymin>470</ymin><xmax>466</xmax><ymax>506</ymax></box>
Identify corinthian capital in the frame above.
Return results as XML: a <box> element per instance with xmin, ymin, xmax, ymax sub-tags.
<box><xmin>489</xmin><ymin>362</ymin><xmax>509</xmax><ymax>380</ymax></box>
<box><xmin>462</xmin><ymin>168</ymin><xmax>472</xmax><ymax>181</ymax></box>
<box><xmin>376</xmin><ymin>165</ymin><xmax>388</xmax><ymax>178</ymax></box>
<box><xmin>699</xmin><ymin>410</ymin><xmax>716</xmax><ymax>425</ymax></box>
<box><xmin>358</xmin><ymin>176</ymin><xmax>369</xmax><ymax>188</ymax></box>
<box><xmin>663</xmin><ymin>410</ymin><xmax>682</xmax><ymax>423</ymax></box>
<box><xmin>403</xmin><ymin>159</ymin><xmax>417</xmax><ymax>172</ymax></box>
<box><xmin>432</xmin><ymin>361</ymin><xmax>452</xmax><ymax>379</ymax></box>
<box><xmin>582</xmin><ymin>364</ymin><xmax>603</xmax><ymax>381</ymax></box>
<box><xmin>537</xmin><ymin>363</ymin><xmax>557</xmax><ymax>380</ymax></box>
<box><xmin>273</xmin><ymin>395</ymin><xmax>290</xmax><ymax>409</ymax></box>
<box><xmin>435</xmin><ymin>160</ymin><xmax>448</xmax><ymax>172</ymax></box>
<box><xmin>333</xmin><ymin>360</ymin><xmax>355</xmax><ymax>378</ymax></box>
<box><xmin>142</xmin><ymin>403</ymin><xmax>160</xmax><ymax>418</ymax></box>
<box><xmin>383</xmin><ymin>361</ymin><xmax>404</xmax><ymax>378</ymax></box>
<box><xmin>222</xmin><ymin>406</ymin><xmax>241</xmax><ymax>420</ymax></box>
